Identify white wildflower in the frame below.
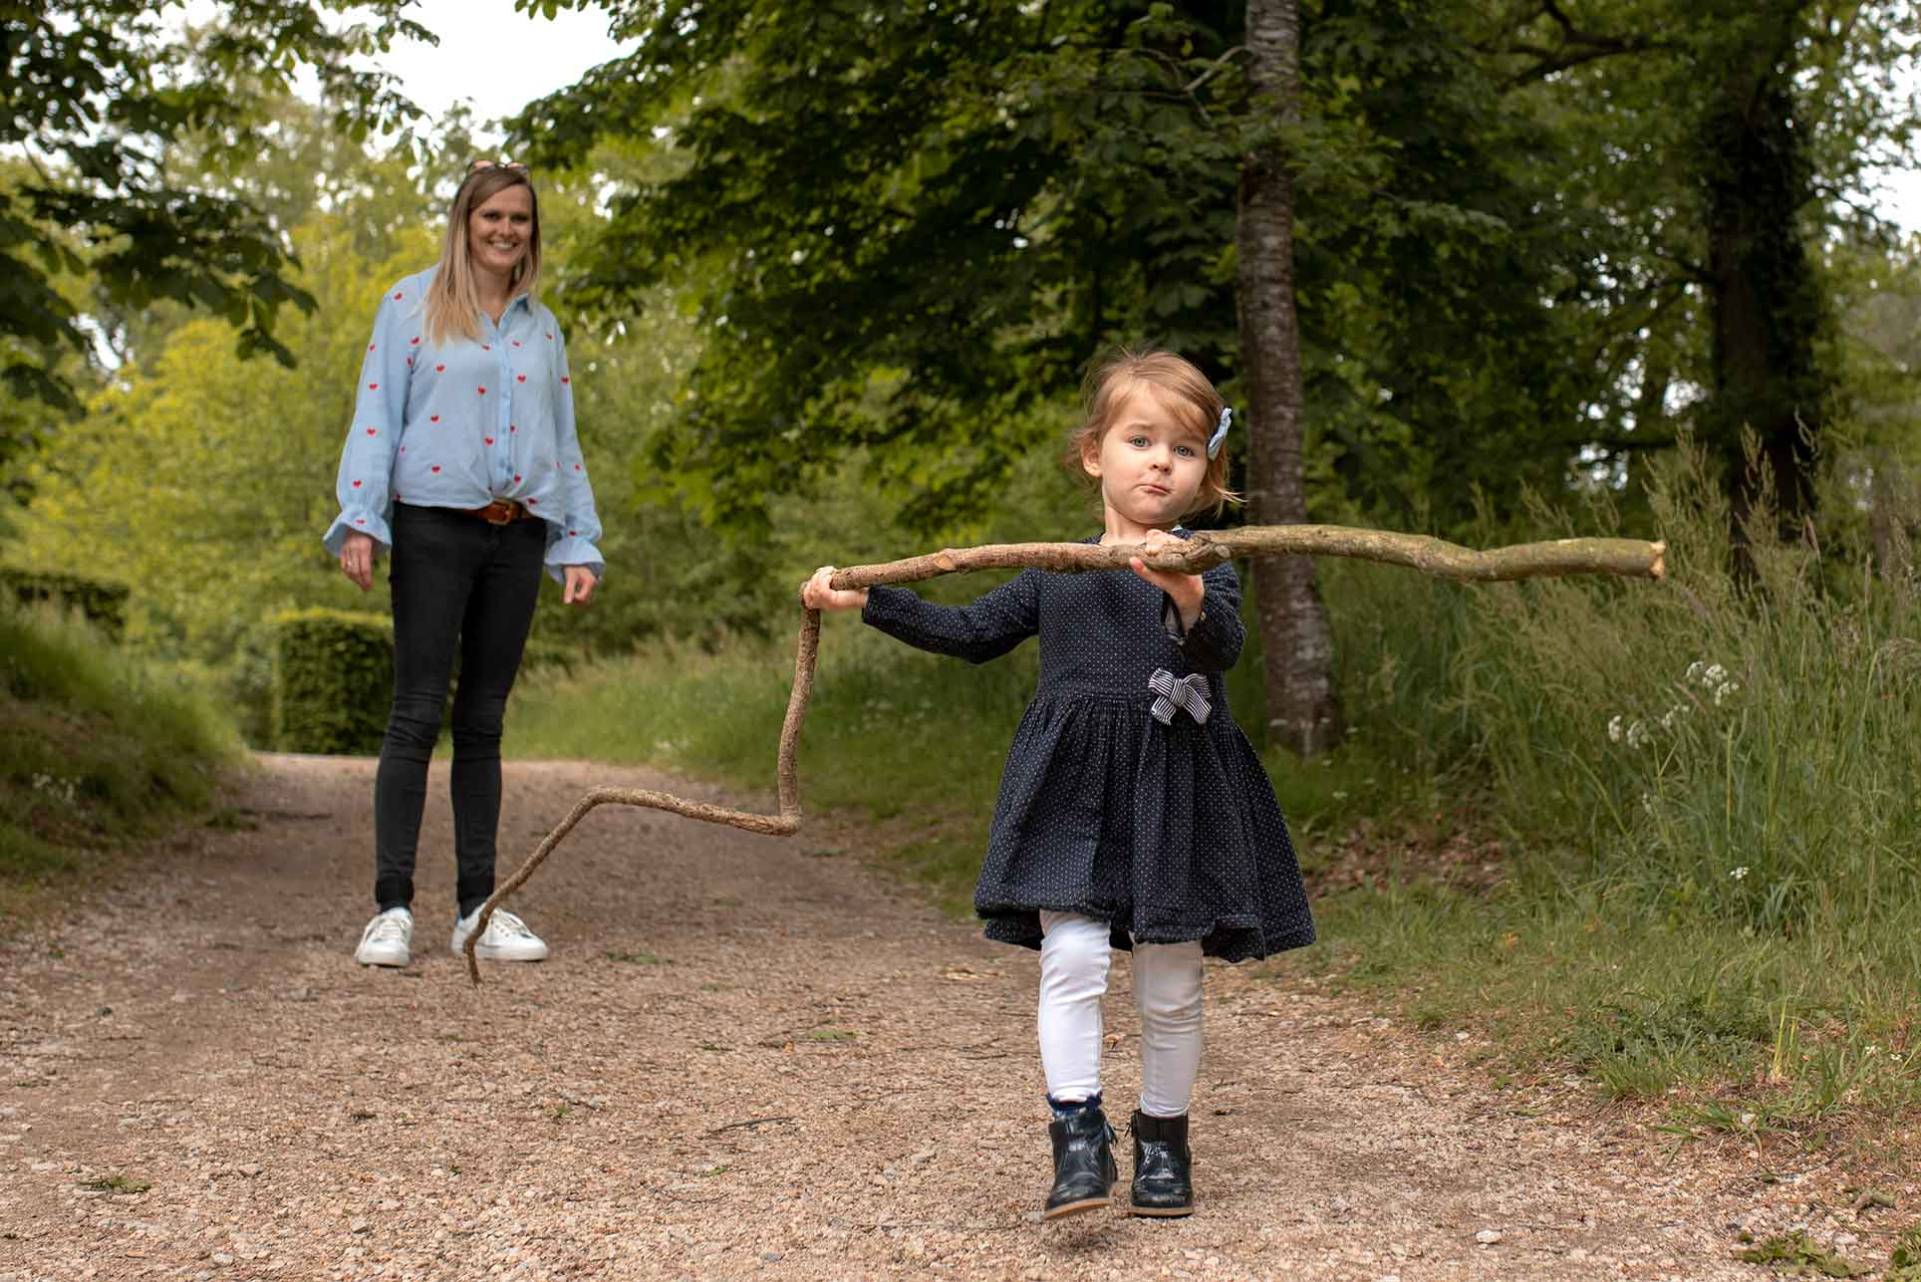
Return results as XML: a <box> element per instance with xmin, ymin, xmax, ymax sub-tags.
<box><xmin>1625</xmin><ymin>720</ymin><xmax>1650</xmax><ymax>749</ymax></box>
<box><xmin>1703</xmin><ymin>663</ymin><xmax>1727</xmax><ymax>686</ymax></box>
<box><xmin>1659</xmin><ymin>703</ymin><xmax>1689</xmax><ymax>730</ymax></box>
<box><xmin>1685</xmin><ymin>660</ymin><xmax>1707</xmax><ymax>683</ymax></box>
<box><xmin>1608</xmin><ymin>714</ymin><xmax>1625</xmax><ymax>743</ymax></box>
<box><xmin>1714</xmin><ymin>681</ymin><xmax>1740</xmax><ymax>706</ymax></box>
<box><xmin>1730</xmin><ymin>866</ymin><xmax>1749</xmax><ymax>880</ymax></box>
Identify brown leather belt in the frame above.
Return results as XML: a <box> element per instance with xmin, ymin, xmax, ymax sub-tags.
<box><xmin>465</xmin><ymin>498</ymin><xmax>536</xmax><ymax>525</ymax></box>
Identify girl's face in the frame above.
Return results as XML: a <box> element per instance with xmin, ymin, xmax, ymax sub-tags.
<box><xmin>1081</xmin><ymin>382</ymin><xmax>1210</xmax><ymax>530</ymax></box>
<box><xmin>467</xmin><ymin>183</ymin><xmax>534</xmax><ymax>281</ymax></box>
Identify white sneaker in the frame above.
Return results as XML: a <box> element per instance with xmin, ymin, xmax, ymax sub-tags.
<box><xmin>354</xmin><ymin>907</ymin><xmax>413</xmax><ymax>967</ymax></box>
<box><xmin>451</xmin><ymin>907</ymin><xmax>549</xmax><ymax>962</ymax></box>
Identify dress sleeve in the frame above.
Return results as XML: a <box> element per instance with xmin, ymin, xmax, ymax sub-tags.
<box><xmin>1161</xmin><ymin>559</ymin><xmax>1244</xmax><ymax>673</ymax></box>
<box><xmin>322</xmin><ymin>285</ymin><xmax>412</xmax><ymax>554</ymax></box>
<box><xmin>861</xmin><ymin>570</ymin><xmax>1041</xmax><ymax>665</ymax></box>
<box><xmin>542</xmin><ymin>322</ymin><xmax>606</xmax><ymax>584</ymax></box>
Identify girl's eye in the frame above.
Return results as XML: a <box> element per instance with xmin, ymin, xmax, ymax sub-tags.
<box><xmin>1176</xmin><ymin>444</ymin><xmax>1196</xmax><ymax>457</ymax></box>
<box><xmin>1129</xmin><ymin>435</ymin><xmax>1149</xmax><ymax>447</ymax></box>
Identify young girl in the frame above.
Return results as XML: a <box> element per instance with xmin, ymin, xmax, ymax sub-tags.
<box><xmin>803</xmin><ymin>349</ymin><xmax>1315</xmax><ymax>1220</ymax></box>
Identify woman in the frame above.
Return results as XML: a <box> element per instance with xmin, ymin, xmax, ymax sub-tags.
<box><xmin>323</xmin><ymin>160</ymin><xmax>604</xmax><ymax>968</ymax></box>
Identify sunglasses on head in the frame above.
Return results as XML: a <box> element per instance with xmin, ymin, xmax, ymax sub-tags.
<box><xmin>470</xmin><ymin>158</ymin><xmax>529</xmax><ymax>175</ymax></box>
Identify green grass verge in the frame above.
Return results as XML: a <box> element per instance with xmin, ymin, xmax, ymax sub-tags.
<box><xmin>1</xmin><ymin>603</ymin><xmax>243</xmax><ymax>915</ymax></box>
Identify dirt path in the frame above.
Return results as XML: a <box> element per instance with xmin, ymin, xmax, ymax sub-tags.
<box><xmin>0</xmin><ymin>756</ymin><xmax>1897</xmax><ymax>1281</ymax></box>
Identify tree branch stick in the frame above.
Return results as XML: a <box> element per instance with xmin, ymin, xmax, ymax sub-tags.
<box><xmin>464</xmin><ymin>525</ymin><xmax>1664</xmax><ymax>982</ymax></box>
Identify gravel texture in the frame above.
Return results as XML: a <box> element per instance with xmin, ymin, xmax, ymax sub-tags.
<box><xmin>0</xmin><ymin>755</ymin><xmax>1908</xmax><ymax>1280</ymax></box>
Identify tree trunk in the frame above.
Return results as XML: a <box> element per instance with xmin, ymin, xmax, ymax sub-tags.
<box><xmin>1236</xmin><ymin>0</ymin><xmax>1342</xmax><ymax>757</ymax></box>
<box><xmin>1701</xmin><ymin>3</ymin><xmax>1825</xmax><ymax>548</ymax></box>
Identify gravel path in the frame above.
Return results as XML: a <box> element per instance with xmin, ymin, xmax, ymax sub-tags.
<box><xmin>0</xmin><ymin>755</ymin><xmax>1899</xmax><ymax>1281</ymax></box>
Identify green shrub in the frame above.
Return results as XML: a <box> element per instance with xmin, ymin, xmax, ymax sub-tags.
<box><xmin>270</xmin><ymin>608</ymin><xmax>393</xmax><ymax>755</ymax></box>
<box><xmin>0</xmin><ymin>566</ymin><xmax>130</xmax><ymax>641</ymax></box>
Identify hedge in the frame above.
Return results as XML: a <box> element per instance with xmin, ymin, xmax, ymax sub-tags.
<box><xmin>0</xmin><ymin>566</ymin><xmax>130</xmax><ymax>642</ymax></box>
<box><xmin>270</xmin><ymin>608</ymin><xmax>393</xmax><ymax>755</ymax></box>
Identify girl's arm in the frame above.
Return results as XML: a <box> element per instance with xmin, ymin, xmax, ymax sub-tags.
<box><xmin>1162</xmin><ymin>560</ymin><xmax>1244</xmax><ymax>673</ymax></box>
<box><xmin>802</xmin><ymin>567</ymin><xmax>1040</xmax><ymax>665</ymax></box>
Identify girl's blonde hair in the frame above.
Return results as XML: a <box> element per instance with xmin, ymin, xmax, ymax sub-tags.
<box><xmin>1064</xmin><ymin>347</ymin><xmax>1241</xmax><ymax>518</ymax></box>
<box><xmin>423</xmin><ymin>165</ymin><xmax>543</xmax><ymax>346</ymax></box>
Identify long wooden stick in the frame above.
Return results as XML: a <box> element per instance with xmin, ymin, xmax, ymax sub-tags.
<box><xmin>464</xmin><ymin>526</ymin><xmax>1664</xmax><ymax>981</ymax></box>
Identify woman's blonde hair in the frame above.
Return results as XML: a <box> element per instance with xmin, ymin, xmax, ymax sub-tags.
<box><xmin>423</xmin><ymin>164</ymin><xmax>543</xmax><ymax>346</ymax></box>
<box><xmin>1063</xmin><ymin>347</ymin><xmax>1241</xmax><ymax>518</ymax></box>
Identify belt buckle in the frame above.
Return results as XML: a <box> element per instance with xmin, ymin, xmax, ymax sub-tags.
<box><xmin>485</xmin><ymin>500</ymin><xmax>515</xmax><ymax>525</ymax></box>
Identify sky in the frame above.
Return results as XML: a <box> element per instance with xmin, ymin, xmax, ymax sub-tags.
<box><xmin>349</xmin><ymin>0</ymin><xmax>632</xmax><ymax>138</ymax></box>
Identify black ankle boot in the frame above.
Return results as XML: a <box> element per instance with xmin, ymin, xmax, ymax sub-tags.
<box><xmin>1128</xmin><ymin>1110</ymin><xmax>1194</xmax><ymax>1217</ymax></box>
<box><xmin>1044</xmin><ymin>1102</ymin><xmax>1117</xmax><ymax>1219</ymax></box>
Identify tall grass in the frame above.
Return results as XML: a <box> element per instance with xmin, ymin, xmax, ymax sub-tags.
<box><xmin>1</xmin><ymin>602</ymin><xmax>243</xmax><ymax>907</ymax></box>
<box><xmin>1314</xmin><ymin>437</ymin><xmax>1921</xmax><ymax>1113</ymax></box>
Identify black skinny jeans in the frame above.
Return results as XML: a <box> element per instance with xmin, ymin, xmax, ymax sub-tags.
<box><xmin>374</xmin><ymin>502</ymin><xmax>546</xmax><ymax>917</ymax></box>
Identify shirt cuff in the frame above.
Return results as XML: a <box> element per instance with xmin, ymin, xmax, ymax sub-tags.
<box><xmin>544</xmin><ymin>535</ymin><xmax>605</xmax><ymax>585</ymax></box>
<box><xmin>1161</xmin><ymin>592</ymin><xmax>1203</xmax><ymax>642</ymax></box>
<box><xmin>323</xmin><ymin>509</ymin><xmax>392</xmax><ymax>555</ymax></box>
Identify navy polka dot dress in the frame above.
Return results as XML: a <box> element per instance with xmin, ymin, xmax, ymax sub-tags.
<box><xmin>861</xmin><ymin>532</ymin><xmax>1317</xmax><ymax>963</ymax></box>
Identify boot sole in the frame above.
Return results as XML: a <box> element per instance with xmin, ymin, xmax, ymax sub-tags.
<box><xmin>1042</xmin><ymin>1194</ymin><xmax>1112</xmax><ymax>1220</ymax></box>
<box><xmin>1127</xmin><ymin>1202</ymin><xmax>1195</xmax><ymax>1217</ymax></box>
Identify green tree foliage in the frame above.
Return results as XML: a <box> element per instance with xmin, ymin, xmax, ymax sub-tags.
<box><xmin>0</xmin><ymin>0</ymin><xmax>429</xmax><ymax>484</ymax></box>
<box><xmin>1480</xmin><ymin>0</ymin><xmax>1920</xmax><ymax>529</ymax></box>
<box><xmin>518</xmin><ymin>0</ymin><xmax>1606</xmax><ymax>543</ymax></box>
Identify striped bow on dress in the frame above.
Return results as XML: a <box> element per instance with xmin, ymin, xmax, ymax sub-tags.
<box><xmin>1147</xmin><ymin>668</ymin><xmax>1211</xmax><ymax>726</ymax></box>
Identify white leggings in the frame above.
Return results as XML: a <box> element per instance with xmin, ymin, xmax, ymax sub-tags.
<box><xmin>1037</xmin><ymin>910</ymin><xmax>1204</xmax><ymax>1119</ymax></box>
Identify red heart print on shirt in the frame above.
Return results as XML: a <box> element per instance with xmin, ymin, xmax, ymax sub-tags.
<box><xmin>513</xmin><ymin>473</ymin><xmax>522</xmax><ymax>484</ymax></box>
<box><xmin>368</xmin><ymin>343</ymin><xmax>375</xmax><ymax>352</ymax></box>
<box><xmin>561</xmin><ymin>376</ymin><xmax>570</xmax><ymax>384</ymax></box>
<box><xmin>482</xmin><ymin>344</ymin><xmax>491</xmax><ymax>351</ymax></box>
<box><xmin>516</xmin><ymin>374</ymin><xmax>526</xmax><ymax>383</ymax></box>
<box><xmin>430</xmin><ymin>415</ymin><xmax>440</xmax><ymax>423</ymax></box>
<box><xmin>545</xmin><ymin>332</ymin><xmax>553</xmax><ymax>340</ymax></box>
<box><xmin>352</xmin><ymin>479</ymin><xmax>362</xmax><ymax>488</ymax></box>
<box><xmin>484</xmin><ymin>436</ymin><xmax>494</xmax><ymax>446</ymax></box>
<box><xmin>435</xmin><ymin>363</ymin><xmax>445</xmax><ymax>373</ymax></box>
<box><xmin>478</xmin><ymin>386</ymin><xmax>487</xmax><ymax>395</ymax></box>
<box><xmin>410</xmin><ymin>336</ymin><xmax>420</xmax><ymax>345</ymax></box>
<box><xmin>365</xmin><ymin>427</ymin><xmax>377</xmax><ymax>436</ymax></box>
<box><xmin>393</xmin><ymin>291</ymin><xmax>403</xmax><ymax>300</ymax></box>
<box><xmin>526</xmin><ymin>498</ymin><xmax>538</xmax><ymax>506</ymax></box>
<box><xmin>512</xmin><ymin>340</ymin><xmax>521</xmax><ymax>347</ymax></box>
<box><xmin>368</xmin><ymin>382</ymin><xmax>378</xmax><ymax>390</ymax></box>
<box><xmin>356</xmin><ymin>517</ymin><xmax>366</xmax><ymax>525</ymax></box>
<box><xmin>431</xmin><ymin>465</ymin><xmax>441</xmax><ymax>474</ymax></box>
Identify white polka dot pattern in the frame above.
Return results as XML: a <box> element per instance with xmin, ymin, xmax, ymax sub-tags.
<box><xmin>862</xmin><ymin>532</ymin><xmax>1317</xmax><ymax>963</ymax></box>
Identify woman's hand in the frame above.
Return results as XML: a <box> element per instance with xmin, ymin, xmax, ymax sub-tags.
<box><xmin>1128</xmin><ymin>529</ymin><xmax>1204</xmax><ymax>629</ymax></box>
<box><xmin>802</xmin><ymin>566</ymin><xmax>868</xmax><ymax>612</ymax></box>
<box><xmin>563</xmin><ymin>565</ymin><xmax>598</xmax><ymax>607</ymax></box>
<box><xmin>339</xmin><ymin>531</ymin><xmax>376</xmax><ymax>592</ymax></box>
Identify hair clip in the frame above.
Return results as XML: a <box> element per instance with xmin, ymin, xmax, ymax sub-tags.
<box><xmin>470</xmin><ymin>158</ymin><xmax>529</xmax><ymax>175</ymax></box>
<box><xmin>1206</xmin><ymin>406</ymin><xmax>1232</xmax><ymax>459</ymax></box>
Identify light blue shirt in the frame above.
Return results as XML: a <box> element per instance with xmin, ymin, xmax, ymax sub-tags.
<box><xmin>322</xmin><ymin>267</ymin><xmax>606</xmax><ymax>582</ymax></box>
